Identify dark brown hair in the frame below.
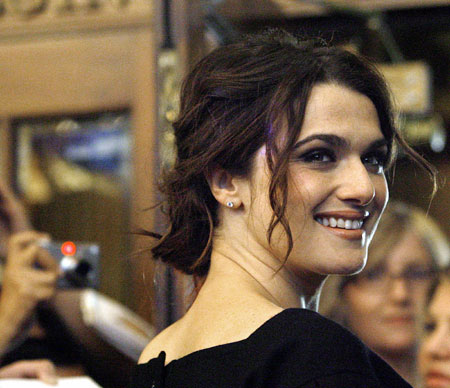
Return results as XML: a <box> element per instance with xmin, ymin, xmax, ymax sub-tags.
<box><xmin>146</xmin><ymin>29</ymin><xmax>435</xmax><ymax>276</ymax></box>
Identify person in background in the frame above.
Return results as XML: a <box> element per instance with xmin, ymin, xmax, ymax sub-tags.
<box><xmin>0</xmin><ymin>179</ymin><xmax>63</xmax><ymax>385</ymax></box>
<box><xmin>131</xmin><ymin>29</ymin><xmax>435</xmax><ymax>387</ymax></box>
<box><xmin>320</xmin><ymin>201</ymin><xmax>449</xmax><ymax>386</ymax></box>
<box><xmin>0</xmin><ymin>179</ymin><xmax>60</xmax><ymax>356</ymax></box>
<box><xmin>0</xmin><ymin>178</ymin><xmax>143</xmax><ymax>388</ymax></box>
<box><xmin>0</xmin><ymin>179</ymin><xmax>60</xmax><ymax>359</ymax></box>
<box><xmin>418</xmin><ymin>266</ymin><xmax>450</xmax><ymax>388</ymax></box>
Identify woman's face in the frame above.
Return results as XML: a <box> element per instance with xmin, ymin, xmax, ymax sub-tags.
<box><xmin>418</xmin><ymin>280</ymin><xmax>450</xmax><ymax>388</ymax></box>
<box><xmin>241</xmin><ymin>83</ymin><xmax>389</xmax><ymax>289</ymax></box>
<box><xmin>343</xmin><ymin>230</ymin><xmax>434</xmax><ymax>356</ymax></box>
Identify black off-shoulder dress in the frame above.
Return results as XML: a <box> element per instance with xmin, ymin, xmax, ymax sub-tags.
<box><xmin>130</xmin><ymin>308</ymin><xmax>412</xmax><ymax>388</ymax></box>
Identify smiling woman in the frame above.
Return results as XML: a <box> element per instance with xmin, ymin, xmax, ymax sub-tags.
<box><xmin>132</xmin><ymin>29</ymin><xmax>435</xmax><ymax>388</ymax></box>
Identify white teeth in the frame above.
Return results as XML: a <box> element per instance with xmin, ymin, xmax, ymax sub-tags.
<box><xmin>316</xmin><ymin>216</ymin><xmax>364</xmax><ymax>230</ymax></box>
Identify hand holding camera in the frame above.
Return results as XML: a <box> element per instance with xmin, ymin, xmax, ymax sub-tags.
<box><xmin>0</xmin><ymin>231</ymin><xmax>60</xmax><ymax>355</ymax></box>
<box><xmin>0</xmin><ymin>179</ymin><xmax>100</xmax><ymax>359</ymax></box>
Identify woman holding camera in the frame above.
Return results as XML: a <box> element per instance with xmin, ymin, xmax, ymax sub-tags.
<box><xmin>133</xmin><ymin>30</ymin><xmax>434</xmax><ymax>387</ymax></box>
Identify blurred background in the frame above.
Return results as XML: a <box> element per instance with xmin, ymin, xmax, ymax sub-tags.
<box><xmin>0</xmin><ymin>0</ymin><xmax>448</xmax><ymax>331</ymax></box>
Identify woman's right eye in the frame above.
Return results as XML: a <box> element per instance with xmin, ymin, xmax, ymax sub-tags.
<box><xmin>364</xmin><ymin>267</ymin><xmax>384</xmax><ymax>281</ymax></box>
<box><xmin>299</xmin><ymin>149</ymin><xmax>335</xmax><ymax>163</ymax></box>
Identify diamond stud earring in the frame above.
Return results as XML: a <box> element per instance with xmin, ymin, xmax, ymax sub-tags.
<box><xmin>226</xmin><ymin>201</ymin><xmax>234</xmax><ymax>208</ymax></box>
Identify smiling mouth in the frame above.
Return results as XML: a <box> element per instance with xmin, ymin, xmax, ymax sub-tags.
<box><xmin>314</xmin><ymin>217</ymin><xmax>364</xmax><ymax>230</ymax></box>
<box><xmin>384</xmin><ymin>315</ymin><xmax>414</xmax><ymax>325</ymax></box>
<box><xmin>425</xmin><ymin>371</ymin><xmax>450</xmax><ymax>388</ymax></box>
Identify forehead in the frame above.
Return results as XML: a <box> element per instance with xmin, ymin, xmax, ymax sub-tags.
<box><xmin>384</xmin><ymin>230</ymin><xmax>433</xmax><ymax>271</ymax></box>
<box><xmin>429</xmin><ymin>281</ymin><xmax>450</xmax><ymax>317</ymax></box>
<box><xmin>299</xmin><ymin>83</ymin><xmax>383</xmax><ymax>143</ymax></box>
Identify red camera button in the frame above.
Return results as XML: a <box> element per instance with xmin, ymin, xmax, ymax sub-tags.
<box><xmin>61</xmin><ymin>241</ymin><xmax>76</xmax><ymax>256</ymax></box>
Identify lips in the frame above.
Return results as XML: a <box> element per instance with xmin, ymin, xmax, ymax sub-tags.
<box><xmin>383</xmin><ymin>315</ymin><xmax>414</xmax><ymax>325</ymax></box>
<box><xmin>424</xmin><ymin>370</ymin><xmax>450</xmax><ymax>388</ymax></box>
<box><xmin>314</xmin><ymin>211</ymin><xmax>369</xmax><ymax>229</ymax></box>
<box><xmin>316</xmin><ymin>217</ymin><xmax>362</xmax><ymax>230</ymax></box>
<box><xmin>313</xmin><ymin>210</ymin><xmax>369</xmax><ymax>240</ymax></box>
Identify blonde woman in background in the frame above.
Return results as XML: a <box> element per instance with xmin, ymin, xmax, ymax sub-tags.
<box><xmin>418</xmin><ymin>267</ymin><xmax>450</xmax><ymax>388</ymax></box>
<box><xmin>320</xmin><ymin>201</ymin><xmax>449</xmax><ymax>386</ymax></box>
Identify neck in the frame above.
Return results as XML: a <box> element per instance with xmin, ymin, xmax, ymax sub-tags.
<box><xmin>377</xmin><ymin>349</ymin><xmax>417</xmax><ymax>385</ymax></box>
<box><xmin>204</xmin><ymin>236</ymin><xmax>324</xmax><ymax>312</ymax></box>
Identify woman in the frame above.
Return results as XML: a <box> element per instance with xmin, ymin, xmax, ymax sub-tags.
<box><xmin>418</xmin><ymin>267</ymin><xmax>450</xmax><ymax>388</ymax></box>
<box><xmin>320</xmin><ymin>202</ymin><xmax>449</xmax><ymax>385</ymax></box>
<box><xmin>132</xmin><ymin>30</ymin><xmax>434</xmax><ymax>387</ymax></box>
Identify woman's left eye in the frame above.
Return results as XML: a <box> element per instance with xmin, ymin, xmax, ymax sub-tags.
<box><xmin>362</xmin><ymin>152</ymin><xmax>387</xmax><ymax>173</ymax></box>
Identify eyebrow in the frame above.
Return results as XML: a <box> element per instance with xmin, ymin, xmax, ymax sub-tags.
<box><xmin>293</xmin><ymin>134</ymin><xmax>389</xmax><ymax>152</ymax></box>
<box><xmin>366</xmin><ymin>138</ymin><xmax>390</xmax><ymax>152</ymax></box>
<box><xmin>293</xmin><ymin>134</ymin><xmax>348</xmax><ymax>149</ymax></box>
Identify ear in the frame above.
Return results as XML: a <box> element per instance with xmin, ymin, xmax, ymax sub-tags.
<box><xmin>206</xmin><ymin>167</ymin><xmax>242</xmax><ymax>209</ymax></box>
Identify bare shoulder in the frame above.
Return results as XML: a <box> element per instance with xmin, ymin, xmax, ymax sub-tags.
<box><xmin>138</xmin><ymin>302</ymin><xmax>283</xmax><ymax>365</ymax></box>
<box><xmin>138</xmin><ymin>322</ymin><xmax>180</xmax><ymax>364</ymax></box>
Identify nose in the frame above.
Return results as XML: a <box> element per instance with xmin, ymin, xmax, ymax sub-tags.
<box><xmin>336</xmin><ymin>158</ymin><xmax>376</xmax><ymax>206</ymax></box>
<box><xmin>388</xmin><ymin>278</ymin><xmax>410</xmax><ymax>304</ymax></box>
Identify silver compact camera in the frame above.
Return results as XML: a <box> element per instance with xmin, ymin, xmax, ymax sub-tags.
<box><xmin>38</xmin><ymin>240</ymin><xmax>100</xmax><ymax>289</ymax></box>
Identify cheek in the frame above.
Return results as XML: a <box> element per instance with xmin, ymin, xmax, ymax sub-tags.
<box><xmin>247</xmin><ymin>174</ymin><xmax>290</xmax><ymax>256</ymax></box>
<box><xmin>374</xmin><ymin>175</ymin><xmax>389</xmax><ymax>212</ymax></box>
<box><xmin>287</xmin><ymin>170</ymin><xmax>326</xmax><ymax>217</ymax></box>
<box><xmin>417</xmin><ymin>343</ymin><xmax>430</xmax><ymax>375</ymax></box>
<box><xmin>344</xmin><ymin>287</ymin><xmax>382</xmax><ymax>325</ymax></box>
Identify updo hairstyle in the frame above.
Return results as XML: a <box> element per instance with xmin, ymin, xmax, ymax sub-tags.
<box><xmin>148</xmin><ymin>29</ymin><xmax>434</xmax><ymax>277</ymax></box>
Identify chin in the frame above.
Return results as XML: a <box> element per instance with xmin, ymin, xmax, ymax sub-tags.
<box><xmin>349</xmin><ymin>259</ymin><xmax>367</xmax><ymax>275</ymax></box>
<box><xmin>370</xmin><ymin>332</ymin><xmax>416</xmax><ymax>355</ymax></box>
<box><xmin>318</xmin><ymin>262</ymin><xmax>365</xmax><ymax>277</ymax></box>
<box><xmin>380</xmin><ymin>340</ymin><xmax>416</xmax><ymax>356</ymax></box>
<box><xmin>331</xmin><ymin>252</ymin><xmax>367</xmax><ymax>276</ymax></box>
